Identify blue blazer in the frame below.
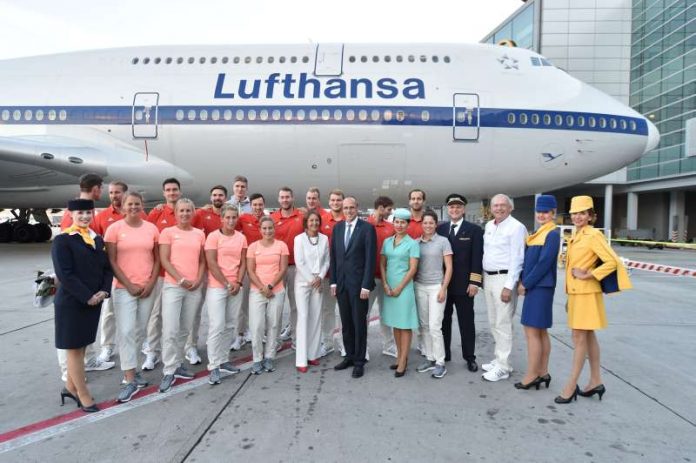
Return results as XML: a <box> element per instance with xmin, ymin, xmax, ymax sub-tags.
<box><xmin>52</xmin><ymin>233</ymin><xmax>113</xmax><ymax>306</ymax></box>
<box><xmin>521</xmin><ymin>228</ymin><xmax>560</xmax><ymax>290</ymax></box>
<box><xmin>330</xmin><ymin>219</ymin><xmax>377</xmax><ymax>293</ymax></box>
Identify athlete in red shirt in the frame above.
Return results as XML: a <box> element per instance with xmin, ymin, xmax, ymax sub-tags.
<box><xmin>406</xmin><ymin>188</ymin><xmax>426</xmax><ymax>239</ymax></box>
<box><xmin>193</xmin><ymin>185</ymin><xmax>226</xmax><ymax>236</ymax></box>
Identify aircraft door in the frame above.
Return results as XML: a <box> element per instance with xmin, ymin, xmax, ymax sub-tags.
<box><xmin>314</xmin><ymin>44</ymin><xmax>344</xmax><ymax>76</ymax></box>
<box><xmin>453</xmin><ymin>93</ymin><xmax>480</xmax><ymax>141</ymax></box>
<box><xmin>132</xmin><ymin>92</ymin><xmax>159</xmax><ymax>139</ymax></box>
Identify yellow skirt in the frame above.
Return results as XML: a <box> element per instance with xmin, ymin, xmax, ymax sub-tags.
<box><xmin>566</xmin><ymin>293</ymin><xmax>607</xmax><ymax>330</ymax></box>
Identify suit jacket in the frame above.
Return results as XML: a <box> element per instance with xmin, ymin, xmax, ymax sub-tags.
<box><xmin>52</xmin><ymin>233</ymin><xmax>113</xmax><ymax>306</ymax></box>
<box><xmin>437</xmin><ymin>220</ymin><xmax>483</xmax><ymax>295</ymax></box>
<box><xmin>330</xmin><ymin>219</ymin><xmax>377</xmax><ymax>293</ymax></box>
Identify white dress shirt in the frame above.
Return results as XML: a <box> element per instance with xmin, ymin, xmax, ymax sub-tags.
<box><xmin>449</xmin><ymin>218</ymin><xmax>463</xmax><ymax>237</ymax></box>
<box><xmin>482</xmin><ymin>215</ymin><xmax>527</xmax><ymax>290</ymax></box>
<box><xmin>294</xmin><ymin>232</ymin><xmax>330</xmax><ymax>283</ymax></box>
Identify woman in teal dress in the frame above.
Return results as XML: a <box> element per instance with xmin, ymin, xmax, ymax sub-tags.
<box><xmin>380</xmin><ymin>208</ymin><xmax>420</xmax><ymax>377</ymax></box>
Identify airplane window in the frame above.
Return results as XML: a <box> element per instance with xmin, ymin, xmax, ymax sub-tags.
<box><xmin>588</xmin><ymin>117</ymin><xmax>596</xmax><ymax>127</ymax></box>
<box><xmin>554</xmin><ymin>114</ymin><xmax>563</xmax><ymax>126</ymax></box>
<box><xmin>256</xmin><ymin>57</ymin><xmax>262</xmax><ymax>64</ymax></box>
<box><xmin>221</xmin><ymin>57</ymin><xmax>228</xmax><ymax>64</ymax></box>
<box><xmin>2</xmin><ymin>109</ymin><xmax>9</xmax><ymax>121</ymax></box>
<box><xmin>132</xmin><ymin>58</ymin><xmax>139</xmax><ymax>65</ymax></box>
<box><xmin>59</xmin><ymin>110</ymin><xmax>67</xmax><ymax>121</ymax></box>
<box><xmin>372</xmin><ymin>56</ymin><xmax>379</xmax><ymax>63</ymax></box>
<box><xmin>566</xmin><ymin>115</ymin><xmax>574</xmax><ymax>126</ymax></box>
<box><xmin>360</xmin><ymin>56</ymin><xmax>367</xmax><ymax>63</ymax></box>
<box><xmin>297</xmin><ymin>109</ymin><xmax>306</xmax><ymax>121</ymax></box>
<box><xmin>531</xmin><ymin>114</ymin><xmax>539</xmax><ymax>125</ymax></box>
<box><xmin>166</xmin><ymin>57</ymin><xmax>173</xmax><ymax>64</ymax></box>
<box><xmin>48</xmin><ymin>110</ymin><xmax>56</xmax><ymax>121</ymax></box>
<box><xmin>396</xmin><ymin>111</ymin><xmax>405</xmax><ymax>122</ymax></box>
<box><xmin>187</xmin><ymin>110</ymin><xmax>196</xmax><ymax>121</ymax></box>
<box><xmin>248</xmin><ymin>109</ymin><xmax>257</xmax><ymax>121</ymax></box>
<box><xmin>577</xmin><ymin>115</ymin><xmax>585</xmax><ymax>127</ymax></box>
<box><xmin>349</xmin><ymin>56</ymin><xmax>356</xmax><ymax>63</ymax></box>
<box><xmin>284</xmin><ymin>109</ymin><xmax>293</xmax><ymax>121</ymax></box>
<box><xmin>198</xmin><ymin>57</ymin><xmax>205</xmax><ymax>64</ymax></box>
<box><xmin>334</xmin><ymin>109</ymin><xmax>343</xmax><ymax>120</ymax></box>
<box><xmin>233</xmin><ymin>57</ymin><xmax>240</xmax><ymax>64</ymax></box>
<box><xmin>396</xmin><ymin>55</ymin><xmax>403</xmax><ymax>62</ymax></box>
<box><xmin>620</xmin><ymin>120</ymin><xmax>627</xmax><ymax>130</ymax></box>
<box><xmin>346</xmin><ymin>109</ymin><xmax>355</xmax><ymax>121</ymax></box>
<box><xmin>12</xmin><ymin>110</ymin><xmax>20</xmax><ymax>121</ymax></box>
<box><xmin>188</xmin><ymin>57</ymin><xmax>195</xmax><ymax>64</ymax></box>
<box><xmin>211</xmin><ymin>109</ymin><xmax>220</xmax><ymax>121</ymax></box>
<box><xmin>610</xmin><ymin>118</ymin><xmax>617</xmax><ymax>129</ymax></box>
<box><xmin>291</xmin><ymin>56</ymin><xmax>297</xmax><ymax>63</ymax></box>
<box><xmin>36</xmin><ymin>109</ymin><xmax>44</xmax><ymax>121</ymax></box>
<box><xmin>199</xmin><ymin>109</ymin><xmax>208</xmax><ymax>120</ymax></box>
<box><xmin>384</xmin><ymin>109</ymin><xmax>393</xmax><ymax>121</ymax></box>
<box><xmin>421</xmin><ymin>110</ymin><xmax>430</xmax><ymax>122</ymax></box>
<box><xmin>358</xmin><ymin>110</ymin><xmax>368</xmax><ymax>121</ymax></box>
<box><xmin>279</xmin><ymin>57</ymin><xmax>286</xmax><ymax>63</ymax></box>
<box><xmin>385</xmin><ymin>56</ymin><xmax>391</xmax><ymax>63</ymax></box>
<box><xmin>309</xmin><ymin>109</ymin><xmax>318</xmax><ymax>121</ymax></box>
<box><xmin>456</xmin><ymin>111</ymin><xmax>466</xmax><ymax>123</ymax></box>
<box><xmin>432</xmin><ymin>56</ymin><xmax>439</xmax><ymax>63</ymax></box>
<box><xmin>177</xmin><ymin>57</ymin><xmax>184</xmax><ymax>64</ymax></box>
<box><xmin>154</xmin><ymin>58</ymin><xmax>161</xmax><ymax>64</ymax></box>
<box><xmin>599</xmin><ymin>117</ymin><xmax>607</xmax><ymax>128</ymax></box>
<box><xmin>211</xmin><ymin>57</ymin><xmax>217</xmax><ymax>64</ymax></box>
<box><xmin>272</xmin><ymin>109</ymin><xmax>281</xmax><ymax>120</ymax></box>
<box><xmin>268</xmin><ymin>57</ymin><xmax>274</xmax><ymax>64</ymax></box>
<box><xmin>543</xmin><ymin>114</ymin><xmax>551</xmax><ymax>125</ymax></box>
<box><xmin>408</xmin><ymin>55</ymin><xmax>415</xmax><ymax>62</ymax></box>
<box><xmin>322</xmin><ymin>109</ymin><xmax>331</xmax><ymax>121</ymax></box>
<box><xmin>519</xmin><ymin>113</ymin><xmax>528</xmax><ymax>125</ymax></box>
<box><xmin>420</xmin><ymin>55</ymin><xmax>427</xmax><ymax>63</ymax></box>
<box><xmin>176</xmin><ymin>110</ymin><xmax>184</xmax><ymax>121</ymax></box>
<box><xmin>630</xmin><ymin>120</ymin><xmax>636</xmax><ymax>131</ymax></box>
<box><xmin>302</xmin><ymin>56</ymin><xmax>309</xmax><ymax>63</ymax></box>
<box><xmin>245</xmin><ymin>57</ymin><xmax>252</xmax><ymax>64</ymax></box>
<box><xmin>371</xmin><ymin>109</ymin><xmax>380</xmax><ymax>121</ymax></box>
<box><xmin>223</xmin><ymin>110</ymin><xmax>232</xmax><ymax>121</ymax></box>
<box><xmin>143</xmin><ymin>58</ymin><xmax>150</xmax><ymax>65</ymax></box>
<box><xmin>24</xmin><ymin>110</ymin><xmax>33</xmax><ymax>121</ymax></box>
<box><xmin>259</xmin><ymin>109</ymin><xmax>268</xmax><ymax>121</ymax></box>
<box><xmin>507</xmin><ymin>113</ymin><xmax>516</xmax><ymax>124</ymax></box>
<box><xmin>236</xmin><ymin>109</ymin><xmax>244</xmax><ymax>121</ymax></box>
<box><xmin>444</xmin><ymin>56</ymin><xmax>451</xmax><ymax>63</ymax></box>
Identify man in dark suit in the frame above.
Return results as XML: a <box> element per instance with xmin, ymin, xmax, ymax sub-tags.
<box><xmin>330</xmin><ymin>196</ymin><xmax>377</xmax><ymax>378</ymax></box>
<box><xmin>436</xmin><ymin>194</ymin><xmax>483</xmax><ymax>372</ymax></box>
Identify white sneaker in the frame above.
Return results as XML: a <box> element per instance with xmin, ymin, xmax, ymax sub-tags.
<box><xmin>142</xmin><ymin>352</ymin><xmax>159</xmax><ymax>370</ymax></box>
<box><xmin>84</xmin><ymin>357</ymin><xmax>115</xmax><ymax>371</ymax></box>
<box><xmin>185</xmin><ymin>347</ymin><xmax>202</xmax><ymax>365</ymax></box>
<box><xmin>417</xmin><ymin>343</ymin><xmax>426</xmax><ymax>357</ymax></box>
<box><xmin>230</xmin><ymin>335</ymin><xmax>247</xmax><ymax>351</ymax></box>
<box><xmin>97</xmin><ymin>346</ymin><xmax>114</xmax><ymax>363</ymax></box>
<box><xmin>243</xmin><ymin>330</ymin><xmax>252</xmax><ymax>343</ymax></box>
<box><xmin>482</xmin><ymin>359</ymin><xmax>498</xmax><ymax>372</ymax></box>
<box><xmin>482</xmin><ymin>366</ymin><xmax>510</xmax><ymax>382</ymax></box>
<box><xmin>318</xmin><ymin>343</ymin><xmax>334</xmax><ymax>357</ymax></box>
<box><xmin>141</xmin><ymin>340</ymin><xmax>150</xmax><ymax>354</ymax></box>
<box><xmin>279</xmin><ymin>324</ymin><xmax>292</xmax><ymax>341</ymax></box>
<box><xmin>381</xmin><ymin>345</ymin><xmax>397</xmax><ymax>358</ymax></box>
<box><xmin>365</xmin><ymin>349</ymin><xmax>370</xmax><ymax>361</ymax></box>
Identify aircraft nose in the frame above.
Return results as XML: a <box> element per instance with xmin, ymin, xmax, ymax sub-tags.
<box><xmin>645</xmin><ymin>118</ymin><xmax>660</xmax><ymax>153</ymax></box>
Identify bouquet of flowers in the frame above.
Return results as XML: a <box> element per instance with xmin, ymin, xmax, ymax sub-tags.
<box><xmin>33</xmin><ymin>270</ymin><xmax>57</xmax><ymax>308</ymax></box>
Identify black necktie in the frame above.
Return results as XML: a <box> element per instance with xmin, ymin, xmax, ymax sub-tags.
<box><xmin>450</xmin><ymin>223</ymin><xmax>457</xmax><ymax>239</ymax></box>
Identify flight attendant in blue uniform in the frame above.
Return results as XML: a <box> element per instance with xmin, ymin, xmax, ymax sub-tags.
<box><xmin>52</xmin><ymin>199</ymin><xmax>113</xmax><ymax>413</ymax></box>
<box><xmin>516</xmin><ymin>195</ymin><xmax>560</xmax><ymax>391</ymax></box>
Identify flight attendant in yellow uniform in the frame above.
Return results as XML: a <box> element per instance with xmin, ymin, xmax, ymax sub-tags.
<box><xmin>555</xmin><ymin>196</ymin><xmax>631</xmax><ymax>404</ymax></box>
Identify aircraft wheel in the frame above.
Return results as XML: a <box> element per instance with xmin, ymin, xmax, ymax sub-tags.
<box><xmin>12</xmin><ymin>222</ymin><xmax>38</xmax><ymax>243</ymax></box>
<box><xmin>0</xmin><ymin>222</ymin><xmax>12</xmax><ymax>243</ymax></box>
<box><xmin>34</xmin><ymin>223</ymin><xmax>53</xmax><ymax>242</ymax></box>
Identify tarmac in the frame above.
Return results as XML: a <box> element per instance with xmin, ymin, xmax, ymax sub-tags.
<box><xmin>0</xmin><ymin>242</ymin><xmax>695</xmax><ymax>462</ymax></box>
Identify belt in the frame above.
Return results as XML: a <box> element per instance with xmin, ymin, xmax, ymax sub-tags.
<box><xmin>485</xmin><ymin>270</ymin><xmax>508</xmax><ymax>275</ymax></box>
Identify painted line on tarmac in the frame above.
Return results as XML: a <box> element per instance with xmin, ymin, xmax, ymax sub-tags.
<box><xmin>0</xmin><ymin>318</ymin><xmax>53</xmax><ymax>336</ymax></box>
<box><xmin>0</xmin><ymin>316</ymin><xmax>381</xmax><ymax>454</ymax></box>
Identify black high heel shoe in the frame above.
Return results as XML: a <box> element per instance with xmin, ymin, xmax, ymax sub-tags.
<box><xmin>60</xmin><ymin>387</ymin><xmax>80</xmax><ymax>407</ymax></box>
<box><xmin>80</xmin><ymin>403</ymin><xmax>100</xmax><ymax>413</ymax></box>
<box><xmin>554</xmin><ymin>385</ymin><xmax>579</xmax><ymax>404</ymax></box>
<box><xmin>578</xmin><ymin>384</ymin><xmax>606</xmax><ymax>400</ymax></box>
<box><xmin>394</xmin><ymin>368</ymin><xmax>407</xmax><ymax>378</ymax></box>
<box><xmin>539</xmin><ymin>374</ymin><xmax>552</xmax><ymax>389</ymax></box>
<box><xmin>389</xmin><ymin>364</ymin><xmax>398</xmax><ymax>370</ymax></box>
<box><xmin>514</xmin><ymin>377</ymin><xmax>542</xmax><ymax>390</ymax></box>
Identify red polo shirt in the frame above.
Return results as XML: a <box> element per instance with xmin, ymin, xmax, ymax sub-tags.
<box><xmin>367</xmin><ymin>216</ymin><xmax>395</xmax><ymax>279</ymax></box>
<box><xmin>320</xmin><ymin>210</ymin><xmax>344</xmax><ymax>242</ymax></box>
<box><xmin>147</xmin><ymin>204</ymin><xmax>177</xmax><ymax>232</ymax></box>
<box><xmin>92</xmin><ymin>205</ymin><xmax>147</xmax><ymax>235</ymax></box>
<box><xmin>406</xmin><ymin>215</ymin><xmax>424</xmax><ymax>240</ymax></box>
<box><xmin>270</xmin><ymin>208</ymin><xmax>304</xmax><ymax>265</ymax></box>
<box><xmin>236</xmin><ymin>213</ymin><xmax>264</xmax><ymax>244</ymax></box>
<box><xmin>192</xmin><ymin>208</ymin><xmax>222</xmax><ymax>237</ymax></box>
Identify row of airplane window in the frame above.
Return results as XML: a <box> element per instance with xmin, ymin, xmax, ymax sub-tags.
<box><xmin>507</xmin><ymin>112</ymin><xmax>638</xmax><ymax>131</ymax></box>
<box><xmin>130</xmin><ymin>54</ymin><xmax>451</xmax><ymax>66</ymax></box>
<box><xmin>1</xmin><ymin>109</ymin><xmax>68</xmax><ymax>122</ymax></box>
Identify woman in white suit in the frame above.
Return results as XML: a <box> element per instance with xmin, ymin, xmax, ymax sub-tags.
<box><xmin>293</xmin><ymin>210</ymin><xmax>330</xmax><ymax>372</ymax></box>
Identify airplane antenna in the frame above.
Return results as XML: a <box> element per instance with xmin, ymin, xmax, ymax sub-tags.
<box><xmin>144</xmin><ymin>140</ymin><xmax>149</xmax><ymax>161</ymax></box>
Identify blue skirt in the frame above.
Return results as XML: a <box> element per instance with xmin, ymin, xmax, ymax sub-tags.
<box><xmin>520</xmin><ymin>287</ymin><xmax>554</xmax><ymax>329</ymax></box>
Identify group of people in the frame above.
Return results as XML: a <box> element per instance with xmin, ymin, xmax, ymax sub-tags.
<box><xmin>51</xmin><ymin>172</ymin><xmax>631</xmax><ymax>413</ymax></box>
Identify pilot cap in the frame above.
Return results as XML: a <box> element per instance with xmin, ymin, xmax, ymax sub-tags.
<box><xmin>67</xmin><ymin>199</ymin><xmax>95</xmax><ymax>211</ymax></box>
<box><xmin>569</xmin><ymin>195</ymin><xmax>594</xmax><ymax>214</ymax></box>
<box><xmin>392</xmin><ymin>208</ymin><xmax>411</xmax><ymax>221</ymax></box>
<box><xmin>446</xmin><ymin>194</ymin><xmax>468</xmax><ymax>206</ymax></box>
<box><xmin>535</xmin><ymin>195</ymin><xmax>557</xmax><ymax>212</ymax></box>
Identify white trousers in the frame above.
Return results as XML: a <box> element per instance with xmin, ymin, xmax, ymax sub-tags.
<box><xmin>161</xmin><ymin>283</ymin><xmax>203</xmax><ymax>375</ymax></box>
<box><xmin>320</xmin><ymin>278</ymin><xmax>341</xmax><ymax>347</ymax></box>
<box><xmin>295</xmin><ymin>280</ymin><xmax>323</xmax><ymax>366</ymax></box>
<box><xmin>368</xmin><ymin>278</ymin><xmax>395</xmax><ymax>351</ymax></box>
<box><xmin>185</xmin><ymin>279</ymin><xmax>207</xmax><ymax>352</ymax></box>
<box><xmin>205</xmin><ymin>287</ymin><xmax>242</xmax><ymax>370</ymax></box>
<box><xmin>415</xmin><ymin>282</ymin><xmax>447</xmax><ymax>365</ymax></box>
<box><xmin>144</xmin><ymin>277</ymin><xmax>164</xmax><ymax>354</ymax></box>
<box><xmin>113</xmin><ymin>287</ymin><xmax>156</xmax><ymax>371</ymax></box>
<box><xmin>483</xmin><ymin>273</ymin><xmax>519</xmax><ymax>372</ymax></box>
<box><xmin>235</xmin><ymin>275</ymin><xmax>250</xmax><ymax>336</ymax></box>
<box><xmin>99</xmin><ymin>284</ymin><xmax>117</xmax><ymax>350</ymax></box>
<box><xmin>280</xmin><ymin>266</ymin><xmax>297</xmax><ymax>340</ymax></box>
<box><xmin>249</xmin><ymin>289</ymin><xmax>285</xmax><ymax>362</ymax></box>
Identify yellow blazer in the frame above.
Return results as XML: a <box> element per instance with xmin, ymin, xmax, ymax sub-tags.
<box><xmin>565</xmin><ymin>226</ymin><xmax>632</xmax><ymax>295</ymax></box>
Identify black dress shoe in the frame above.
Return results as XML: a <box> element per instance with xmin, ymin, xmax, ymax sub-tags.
<box><xmin>351</xmin><ymin>365</ymin><xmax>364</xmax><ymax>378</ymax></box>
<box><xmin>444</xmin><ymin>355</ymin><xmax>451</xmax><ymax>362</ymax></box>
<box><xmin>466</xmin><ymin>359</ymin><xmax>479</xmax><ymax>372</ymax></box>
<box><xmin>334</xmin><ymin>359</ymin><xmax>354</xmax><ymax>371</ymax></box>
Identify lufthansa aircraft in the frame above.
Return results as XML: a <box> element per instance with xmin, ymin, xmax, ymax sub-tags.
<box><xmin>0</xmin><ymin>43</ymin><xmax>659</xmax><ymax>241</ymax></box>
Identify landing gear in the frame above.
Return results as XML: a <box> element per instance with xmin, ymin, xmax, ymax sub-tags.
<box><xmin>0</xmin><ymin>209</ymin><xmax>55</xmax><ymax>243</ymax></box>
